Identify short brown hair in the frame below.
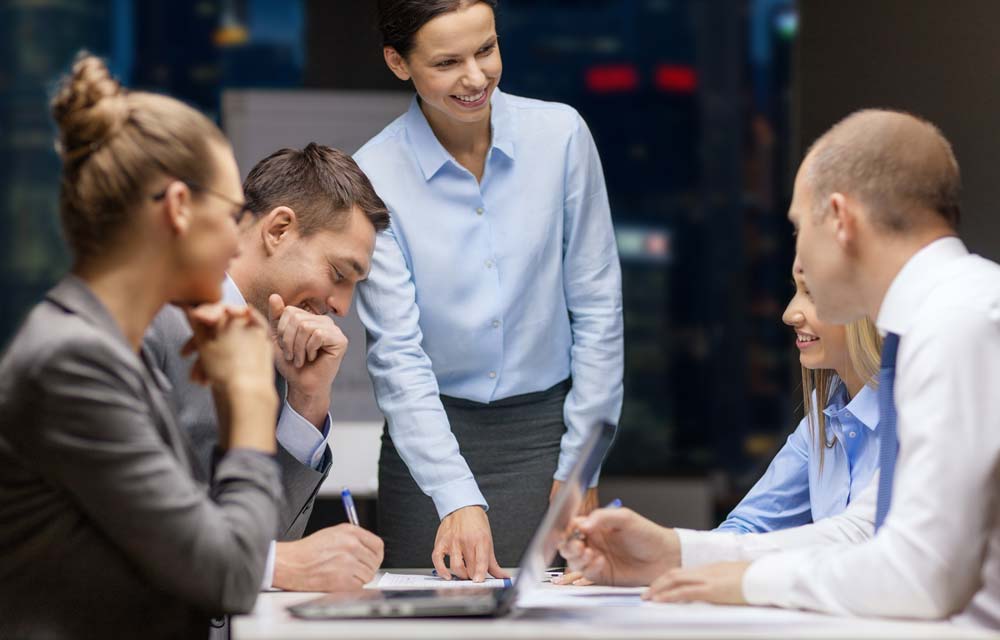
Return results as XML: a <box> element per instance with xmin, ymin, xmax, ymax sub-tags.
<box><xmin>51</xmin><ymin>52</ymin><xmax>228</xmax><ymax>262</ymax></box>
<box><xmin>242</xmin><ymin>143</ymin><xmax>389</xmax><ymax>235</ymax></box>
<box><xmin>805</xmin><ymin>109</ymin><xmax>961</xmax><ymax>231</ymax></box>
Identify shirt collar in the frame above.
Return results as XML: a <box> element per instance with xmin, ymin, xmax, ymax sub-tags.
<box><xmin>404</xmin><ymin>88</ymin><xmax>515</xmax><ymax>182</ymax></box>
<box><xmin>489</xmin><ymin>89</ymin><xmax>515</xmax><ymax>160</ymax></box>
<box><xmin>846</xmin><ymin>383</ymin><xmax>879</xmax><ymax>431</ymax></box>
<box><xmin>222</xmin><ymin>273</ymin><xmax>248</xmax><ymax>307</ymax></box>
<box><xmin>877</xmin><ymin>236</ymin><xmax>967</xmax><ymax>337</ymax></box>
<box><xmin>822</xmin><ymin>379</ymin><xmax>880</xmax><ymax>431</ymax></box>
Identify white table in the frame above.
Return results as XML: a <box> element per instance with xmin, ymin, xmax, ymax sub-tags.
<box><xmin>234</xmin><ymin>576</ymin><xmax>993</xmax><ymax>640</ymax></box>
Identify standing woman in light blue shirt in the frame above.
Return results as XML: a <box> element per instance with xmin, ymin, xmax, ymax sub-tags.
<box><xmin>355</xmin><ymin>0</ymin><xmax>623</xmax><ymax>579</ymax></box>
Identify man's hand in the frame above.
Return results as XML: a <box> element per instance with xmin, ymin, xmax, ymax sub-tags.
<box><xmin>557</xmin><ymin>507</ymin><xmax>681</xmax><ymax>587</ymax></box>
<box><xmin>268</xmin><ymin>294</ymin><xmax>348</xmax><ymax>427</ymax></box>
<box><xmin>272</xmin><ymin>524</ymin><xmax>385</xmax><ymax>592</ymax></box>
<box><xmin>432</xmin><ymin>506</ymin><xmax>510</xmax><ymax>583</ymax></box>
<box><xmin>642</xmin><ymin>561</ymin><xmax>751</xmax><ymax>605</ymax></box>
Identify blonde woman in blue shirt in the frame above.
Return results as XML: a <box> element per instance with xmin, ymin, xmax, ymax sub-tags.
<box><xmin>355</xmin><ymin>0</ymin><xmax>623</xmax><ymax>581</ymax></box>
<box><xmin>711</xmin><ymin>260</ymin><xmax>882</xmax><ymax>536</ymax></box>
<box><xmin>557</xmin><ymin>257</ymin><xmax>882</xmax><ymax>584</ymax></box>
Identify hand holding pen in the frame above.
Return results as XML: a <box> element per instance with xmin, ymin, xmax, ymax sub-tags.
<box><xmin>556</xmin><ymin>501</ymin><xmax>682</xmax><ymax>587</ymax></box>
<box><xmin>271</xmin><ymin>490</ymin><xmax>384</xmax><ymax>591</ymax></box>
<box><xmin>553</xmin><ymin>499</ymin><xmax>620</xmax><ymax>586</ymax></box>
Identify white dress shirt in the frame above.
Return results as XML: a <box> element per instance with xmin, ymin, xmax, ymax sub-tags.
<box><xmin>742</xmin><ymin>237</ymin><xmax>1000</xmax><ymax>628</ymax></box>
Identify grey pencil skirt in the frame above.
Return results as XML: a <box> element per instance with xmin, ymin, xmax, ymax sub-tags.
<box><xmin>377</xmin><ymin>379</ymin><xmax>570</xmax><ymax>568</ymax></box>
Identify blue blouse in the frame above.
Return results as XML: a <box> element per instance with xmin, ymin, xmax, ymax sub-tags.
<box><xmin>716</xmin><ymin>380</ymin><xmax>881</xmax><ymax>533</ymax></box>
<box><xmin>354</xmin><ymin>90</ymin><xmax>624</xmax><ymax>518</ymax></box>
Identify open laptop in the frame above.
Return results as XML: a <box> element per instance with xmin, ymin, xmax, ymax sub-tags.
<box><xmin>288</xmin><ymin>421</ymin><xmax>616</xmax><ymax>619</ymax></box>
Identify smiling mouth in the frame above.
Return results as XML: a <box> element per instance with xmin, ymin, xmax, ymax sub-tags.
<box><xmin>450</xmin><ymin>87</ymin><xmax>489</xmax><ymax>108</ymax></box>
<box><xmin>796</xmin><ymin>333</ymin><xmax>819</xmax><ymax>345</ymax></box>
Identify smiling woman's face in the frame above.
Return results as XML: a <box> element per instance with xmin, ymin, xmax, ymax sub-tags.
<box><xmin>390</xmin><ymin>2</ymin><xmax>501</xmax><ymax>129</ymax></box>
<box><xmin>782</xmin><ymin>259</ymin><xmax>849</xmax><ymax>372</ymax></box>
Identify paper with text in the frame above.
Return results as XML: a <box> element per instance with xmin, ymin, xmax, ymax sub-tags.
<box><xmin>375</xmin><ymin>572</ymin><xmax>512</xmax><ymax>590</ymax></box>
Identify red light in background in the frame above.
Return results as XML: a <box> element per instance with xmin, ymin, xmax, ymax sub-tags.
<box><xmin>654</xmin><ymin>64</ymin><xmax>697</xmax><ymax>94</ymax></box>
<box><xmin>586</xmin><ymin>64</ymin><xmax>640</xmax><ymax>94</ymax></box>
<box><xmin>645</xmin><ymin>232</ymin><xmax>670</xmax><ymax>258</ymax></box>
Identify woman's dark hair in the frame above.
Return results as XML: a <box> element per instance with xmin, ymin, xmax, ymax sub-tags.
<box><xmin>377</xmin><ymin>0</ymin><xmax>498</xmax><ymax>58</ymax></box>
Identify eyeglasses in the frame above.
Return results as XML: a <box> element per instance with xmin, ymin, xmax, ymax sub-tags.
<box><xmin>151</xmin><ymin>180</ymin><xmax>256</xmax><ymax>225</ymax></box>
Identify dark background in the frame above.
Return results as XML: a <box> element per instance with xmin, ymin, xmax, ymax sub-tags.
<box><xmin>796</xmin><ymin>0</ymin><xmax>1000</xmax><ymax>259</ymax></box>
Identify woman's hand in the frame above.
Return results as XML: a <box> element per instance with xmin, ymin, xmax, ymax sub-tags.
<box><xmin>549</xmin><ymin>480</ymin><xmax>600</xmax><ymax>517</ymax></box>
<box><xmin>184</xmin><ymin>304</ymin><xmax>278</xmax><ymax>453</ymax></box>
<box><xmin>184</xmin><ymin>305</ymin><xmax>272</xmax><ymax>384</ymax></box>
<box><xmin>551</xmin><ymin>570</ymin><xmax>594</xmax><ymax>586</ymax></box>
<box><xmin>432</xmin><ymin>506</ymin><xmax>510</xmax><ymax>583</ymax></box>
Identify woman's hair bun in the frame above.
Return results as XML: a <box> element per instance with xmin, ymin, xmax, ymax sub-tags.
<box><xmin>51</xmin><ymin>52</ymin><xmax>129</xmax><ymax>162</ymax></box>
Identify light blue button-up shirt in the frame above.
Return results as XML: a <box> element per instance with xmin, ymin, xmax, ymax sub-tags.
<box><xmin>355</xmin><ymin>89</ymin><xmax>624</xmax><ymax>519</ymax></box>
<box><xmin>716</xmin><ymin>380</ymin><xmax>881</xmax><ymax>534</ymax></box>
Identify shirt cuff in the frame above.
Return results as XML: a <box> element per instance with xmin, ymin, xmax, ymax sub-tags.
<box><xmin>276</xmin><ymin>401</ymin><xmax>331</xmax><ymax>470</ymax></box>
<box><xmin>554</xmin><ymin>452</ymin><xmax>602</xmax><ymax>488</ymax></box>
<box><xmin>430</xmin><ymin>478</ymin><xmax>488</xmax><ymax>520</ymax></box>
<box><xmin>675</xmin><ymin>528</ymin><xmax>744</xmax><ymax>568</ymax></box>
<box><xmin>742</xmin><ymin>551</ymin><xmax>799</xmax><ymax>607</ymax></box>
<box><xmin>260</xmin><ymin>540</ymin><xmax>277</xmax><ymax>590</ymax></box>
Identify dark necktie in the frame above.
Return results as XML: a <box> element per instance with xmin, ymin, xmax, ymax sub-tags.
<box><xmin>874</xmin><ymin>332</ymin><xmax>901</xmax><ymax>531</ymax></box>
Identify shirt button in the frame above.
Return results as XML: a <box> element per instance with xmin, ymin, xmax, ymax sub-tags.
<box><xmin>848</xmin><ymin>431</ymin><xmax>857</xmax><ymax>438</ymax></box>
<box><xmin>492</xmin><ymin>320</ymin><xmax>501</xmax><ymax>328</ymax></box>
<box><xmin>476</xmin><ymin>207</ymin><xmax>484</xmax><ymax>215</ymax></box>
<box><xmin>485</xmin><ymin>259</ymin><xmax>494</xmax><ymax>269</ymax></box>
<box><xmin>488</xmin><ymin>371</ymin><xmax>497</xmax><ymax>379</ymax></box>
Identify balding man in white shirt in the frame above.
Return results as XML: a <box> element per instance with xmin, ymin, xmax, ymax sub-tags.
<box><xmin>560</xmin><ymin>109</ymin><xmax>1000</xmax><ymax>629</ymax></box>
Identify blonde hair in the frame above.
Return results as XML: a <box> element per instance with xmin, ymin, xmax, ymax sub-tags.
<box><xmin>51</xmin><ymin>52</ymin><xmax>228</xmax><ymax>263</ymax></box>
<box><xmin>800</xmin><ymin>316</ymin><xmax>882</xmax><ymax>465</ymax></box>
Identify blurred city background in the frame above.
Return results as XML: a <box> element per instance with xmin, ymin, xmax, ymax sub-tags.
<box><xmin>3</xmin><ymin>0</ymin><xmax>998</xmax><ymax>530</ymax></box>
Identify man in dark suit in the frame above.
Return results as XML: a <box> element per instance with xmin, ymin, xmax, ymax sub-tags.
<box><xmin>144</xmin><ymin>144</ymin><xmax>390</xmax><ymax>595</ymax></box>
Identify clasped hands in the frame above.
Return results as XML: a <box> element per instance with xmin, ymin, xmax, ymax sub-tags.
<box><xmin>183</xmin><ymin>296</ymin><xmax>348</xmax><ymax>427</ymax></box>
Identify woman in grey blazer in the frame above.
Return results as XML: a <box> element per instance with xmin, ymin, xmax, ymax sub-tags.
<box><xmin>0</xmin><ymin>54</ymin><xmax>282</xmax><ymax>639</ymax></box>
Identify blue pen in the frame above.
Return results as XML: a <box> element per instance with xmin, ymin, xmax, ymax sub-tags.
<box><xmin>341</xmin><ymin>487</ymin><xmax>360</xmax><ymax>527</ymax></box>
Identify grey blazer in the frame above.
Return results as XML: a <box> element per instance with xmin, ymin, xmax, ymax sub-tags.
<box><xmin>144</xmin><ymin>303</ymin><xmax>332</xmax><ymax>541</ymax></box>
<box><xmin>0</xmin><ymin>276</ymin><xmax>282</xmax><ymax>639</ymax></box>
